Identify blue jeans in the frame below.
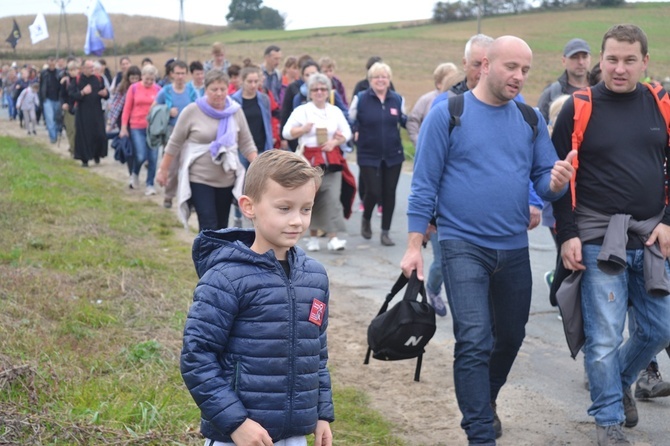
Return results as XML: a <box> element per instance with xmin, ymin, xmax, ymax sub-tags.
<box><xmin>427</xmin><ymin>231</ymin><xmax>444</xmax><ymax>296</ymax></box>
<box><xmin>42</xmin><ymin>98</ymin><xmax>61</xmax><ymax>142</ymax></box>
<box><xmin>5</xmin><ymin>91</ymin><xmax>16</xmax><ymax>119</ymax></box>
<box><xmin>441</xmin><ymin>240</ymin><xmax>532</xmax><ymax>445</ymax></box>
<box><xmin>581</xmin><ymin>244</ymin><xmax>670</xmax><ymax>426</ymax></box>
<box><xmin>130</xmin><ymin>128</ymin><xmax>157</xmax><ymax>186</ymax></box>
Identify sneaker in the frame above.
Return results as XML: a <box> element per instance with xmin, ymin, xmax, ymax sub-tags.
<box><xmin>358</xmin><ymin>203</ymin><xmax>364</xmax><ymax>212</ymax></box>
<box><xmin>306</xmin><ymin>237</ymin><xmax>320</xmax><ymax>252</ymax></box>
<box><xmin>622</xmin><ymin>386</ymin><xmax>638</xmax><ymax>428</ymax></box>
<box><xmin>163</xmin><ymin>198</ymin><xmax>172</xmax><ymax>209</ymax></box>
<box><xmin>376</xmin><ymin>205</ymin><xmax>383</xmax><ymax>217</ymax></box>
<box><xmin>145</xmin><ymin>186</ymin><xmax>157</xmax><ymax>196</ymax></box>
<box><xmin>596</xmin><ymin>424</ymin><xmax>631</xmax><ymax>446</ymax></box>
<box><xmin>635</xmin><ymin>363</ymin><xmax>670</xmax><ymax>399</ymax></box>
<box><xmin>491</xmin><ymin>401</ymin><xmax>502</xmax><ymax>439</ymax></box>
<box><xmin>544</xmin><ymin>270</ymin><xmax>554</xmax><ymax>291</ymax></box>
<box><xmin>584</xmin><ymin>369</ymin><xmax>590</xmax><ymax>391</ymax></box>
<box><xmin>327</xmin><ymin>237</ymin><xmax>346</xmax><ymax>251</ymax></box>
<box><xmin>427</xmin><ymin>288</ymin><xmax>447</xmax><ymax>317</ymax></box>
<box><xmin>129</xmin><ymin>173</ymin><xmax>139</xmax><ymax>190</ymax></box>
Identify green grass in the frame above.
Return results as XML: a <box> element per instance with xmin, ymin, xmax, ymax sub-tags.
<box><xmin>0</xmin><ymin>136</ymin><xmax>404</xmax><ymax>445</ymax></box>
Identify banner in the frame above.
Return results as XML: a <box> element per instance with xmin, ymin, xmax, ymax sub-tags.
<box><xmin>29</xmin><ymin>13</ymin><xmax>49</xmax><ymax>45</ymax></box>
<box><xmin>84</xmin><ymin>0</ymin><xmax>114</xmax><ymax>56</ymax></box>
<box><xmin>5</xmin><ymin>19</ymin><xmax>21</xmax><ymax>49</ymax></box>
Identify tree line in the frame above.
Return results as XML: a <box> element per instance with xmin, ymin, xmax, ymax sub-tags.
<box><xmin>433</xmin><ymin>0</ymin><xmax>625</xmax><ymax>23</ymax></box>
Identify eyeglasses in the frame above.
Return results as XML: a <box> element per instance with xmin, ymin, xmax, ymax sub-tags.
<box><xmin>310</xmin><ymin>87</ymin><xmax>328</xmax><ymax>92</ymax></box>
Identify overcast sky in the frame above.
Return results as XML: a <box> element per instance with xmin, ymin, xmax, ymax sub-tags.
<box><xmin>1</xmin><ymin>0</ymin><xmax>438</xmax><ymax>31</ymax></box>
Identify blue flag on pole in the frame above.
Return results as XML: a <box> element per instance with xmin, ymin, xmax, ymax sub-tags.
<box><xmin>84</xmin><ymin>0</ymin><xmax>114</xmax><ymax>56</ymax></box>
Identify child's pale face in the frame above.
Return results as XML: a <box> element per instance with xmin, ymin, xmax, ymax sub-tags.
<box><xmin>241</xmin><ymin>179</ymin><xmax>316</xmax><ymax>260</ymax></box>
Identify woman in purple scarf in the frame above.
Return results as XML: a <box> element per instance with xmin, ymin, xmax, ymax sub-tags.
<box><xmin>157</xmin><ymin>70</ymin><xmax>257</xmax><ymax>231</ymax></box>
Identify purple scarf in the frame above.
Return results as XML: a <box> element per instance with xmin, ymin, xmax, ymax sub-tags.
<box><xmin>196</xmin><ymin>96</ymin><xmax>241</xmax><ymax>157</ymax></box>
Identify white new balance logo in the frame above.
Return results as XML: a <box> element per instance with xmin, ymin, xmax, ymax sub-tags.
<box><xmin>404</xmin><ymin>335</ymin><xmax>424</xmax><ymax>347</ymax></box>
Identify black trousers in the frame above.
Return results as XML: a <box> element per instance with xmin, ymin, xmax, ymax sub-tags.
<box><xmin>359</xmin><ymin>162</ymin><xmax>402</xmax><ymax>231</ymax></box>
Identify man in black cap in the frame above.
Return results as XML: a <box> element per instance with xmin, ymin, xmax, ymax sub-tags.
<box><xmin>536</xmin><ymin>38</ymin><xmax>591</xmax><ymax>121</ymax></box>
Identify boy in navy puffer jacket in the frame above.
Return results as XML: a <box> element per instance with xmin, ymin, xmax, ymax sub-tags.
<box><xmin>181</xmin><ymin>150</ymin><xmax>334</xmax><ymax>446</ymax></box>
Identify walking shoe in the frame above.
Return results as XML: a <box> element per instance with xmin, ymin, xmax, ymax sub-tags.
<box><xmin>129</xmin><ymin>173</ymin><xmax>139</xmax><ymax>189</ymax></box>
<box><xmin>145</xmin><ymin>186</ymin><xmax>157</xmax><ymax>196</ymax></box>
<box><xmin>635</xmin><ymin>362</ymin><xmax>670</xmax><ymax>399</ymax></box>
<box><xmin>380</xmin><ymin>233</ymin><xmax>395</xmax><ymax>246</ymax></box>
<box><xmin>427</xmin><ymin>289</ymin><xmax>447</xmax><ymax>317</ymax></box>
<box><xmin>596</xmin><ymin>424</ymin><xmax>631</xmax><ymax>445</ymax></box>
<box><xmin>584</xmin><ymin>369</ymin><xmax>590</xmax><ymax>391</ymax></box>
<box><xmin>622</xmin><ymin>386</ymin><xmax>638</xmax><ymax>428</ymax></box>
<box><xmin>544</xmin><ymin>269</ymin><xmax>554</xmax><ymax>291</ymax></box>
<box><xmin>163</xmin><ymin>198</ymin><xmax>172</xmax><ymax>209</ymax></box>
<box><xmin>306</xmin><ymin>237</ymin><xmax>320</xmax><ymax>252</ymax></box>
<box><xmin>491</xmin><ymin>402</ymin><xmax>502</xmax><ymax>439</ymax></box>
<box><xmin>361</xmin><ymin>219</ymin><xmax>372</xmax><ymax>240</ymax></box>
<box><xmin>376</xmin><ymin>205</ymin><xmax>383</xmax><ymax>217</ymax></box>
<box><xmin>327</xmin><ymin>237</ymin><xmax>346</xmax><ymax>251</ymax></box>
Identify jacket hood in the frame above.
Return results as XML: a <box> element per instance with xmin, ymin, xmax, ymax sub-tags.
<box><xmin>191</xmin><ymin>228</ymin><xmax>301</xmax><ymax>278</ymax></box>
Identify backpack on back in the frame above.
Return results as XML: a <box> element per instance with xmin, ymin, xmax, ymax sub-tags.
<box><xmin>364</xmin><ymin>271</ymin><xmax>436</xmax><ymax>382</ymax></box>
<box><xmin>447</xmin><ymin>93</ymin><xmax>539</xmax><ymax>141</ymax></box>
<box><xmin>568</xmin><ymin>82</ymin><xmax>670</xmax><ymax>208</ymax></box>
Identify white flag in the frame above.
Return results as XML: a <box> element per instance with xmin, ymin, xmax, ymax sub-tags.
<box><xmin>29</xmin><ymin>13</ymin><xmax>49</xmax><ymax>44</ymax></box>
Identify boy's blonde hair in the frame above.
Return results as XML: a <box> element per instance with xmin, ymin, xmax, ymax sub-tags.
<box><xmin>244</xmin><ymin>150</ymin><xmax>323</xmax><ymax>201</ymax></box>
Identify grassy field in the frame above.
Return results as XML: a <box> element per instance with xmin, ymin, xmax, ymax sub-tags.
<box><xmin>4</xmin><ymin>3</ymin><xmax>670</xmax><ymax>107</ymax></box>
<box><xmin>0</xmin><ymin>137</ymin><xmax>403</xmax><ymax>445</ymax></box>
<box><xmin>180</xmin><ymin>2</ymin><xmax>670</xmax><ymax>106</ymax></box>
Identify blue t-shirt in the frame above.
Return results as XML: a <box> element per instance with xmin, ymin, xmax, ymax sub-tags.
<box><xmin>156</xmin><ymin>85</ymin><xmax>194</xmax><ymax>126</ymax></box>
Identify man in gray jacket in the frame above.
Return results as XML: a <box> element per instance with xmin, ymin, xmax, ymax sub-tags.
<box><xmin>536</xmin><ymin>38</ymin><xmax>591</xmax><ymax>122</ymax></box>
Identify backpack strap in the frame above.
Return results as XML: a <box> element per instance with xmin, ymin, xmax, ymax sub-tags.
<box><xmin>570</xmin><ymin>87</ymin><xmax>593</xmax><ymax>209</ymax></box>
<box><xmin>447</xmin><ymin>94</ymin><xmax>464</xmax><ymax>136</ymax></box>
<box><xmin>448</xmin><ymin>94</ymin><xmax>538</xmax><ymax>142</ymax></box>
<box><xmin>644</xmin><ymin>82</ymin><xmax>670</xmax><ymax>146</ymax></box>
<box><xmin>513</xmin><ymin>101</ymin><xmax>539</xmax><ymax>142</ymax></box>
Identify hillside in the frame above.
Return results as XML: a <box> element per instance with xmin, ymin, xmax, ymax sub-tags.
<box><xmin>0</xmin><ymin>13</ymin><xmax>221</xmax><ymax>55</ymax></box>
<box><xmin>3</xmin><ymin>3</ymin><xmax>670</xmax><ymax>106</ymax></box>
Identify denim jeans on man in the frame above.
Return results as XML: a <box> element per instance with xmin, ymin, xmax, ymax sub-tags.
<box><xmin>130</xmin><ymin>128</ymin><xmax>157</xmax><ymax>186</ymax></box>
<box><xmin>42</xmin><ymin>98</ymin><xmax>62</xmax><ymax>143</ymax></box>
<box><xmin>581</xmin><ymin>244</ymin><xmax>670</xmax><ymax>426</ymax></box>
<box><xmin>427</xmin><ymin>231</ymin><xmax>444</xmax><ymax>296</ymax></box>
<box><xmin>441</xmin><ymin>239</ymin><xmax>532</xmax><ymax>445</ymax></box>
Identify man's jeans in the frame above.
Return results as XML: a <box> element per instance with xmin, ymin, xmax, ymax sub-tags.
<box><xmin>441</xmin><ymin>239</ymin><xmax>532</xmax><ymax>445</ymax></box>
<box><xmin>427</xmin><ymin>231</ymin><xmax>444</xmax><ymax>296</ymax></box>
<box><xmin>581</xmin><ymin>244</ymin><xmax>670</xmax><ymax>426</ymax></box>
<box><xmin>130</xmin><ymin>128</ymin><xmax>157</xmax><ymax>186</ymax></box>
<box><xmin>42</xmin><ymin>98</ymin><xmax>61</xmax><ymax>142</ymax></box>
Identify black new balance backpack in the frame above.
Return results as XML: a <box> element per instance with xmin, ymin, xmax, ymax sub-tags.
<box><xmin>364</xmin><ymin>271</ymin><xmax>436</xmax><ymax>382</ymax></box>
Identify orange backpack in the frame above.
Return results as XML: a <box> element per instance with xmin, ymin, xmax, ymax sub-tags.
<box><xmin>569</xmin><ymin>82</ymin><xmax>670</xmax><ymax>208</ymax></box>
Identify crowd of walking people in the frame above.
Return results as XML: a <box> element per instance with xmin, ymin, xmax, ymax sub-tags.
<box><xmin>2</xmin><ymin>26</ymin><xmax>670</xmax><ymax>446</ymax></box>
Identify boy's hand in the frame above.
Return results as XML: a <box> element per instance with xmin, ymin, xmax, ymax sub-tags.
<box><xmin>314</xmin><ymin>420</ymin><xmax>332</xmax><ymax>446</ymax></box>
<box><xmin>230</xmin><ymin>418</ymin><xmax>273</xmax><ymax>445</ymax></box>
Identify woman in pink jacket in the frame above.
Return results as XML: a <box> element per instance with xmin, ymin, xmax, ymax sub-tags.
<box><xmin>120</xmin><ymin>64</ymin><xmax>161</xmax><ymax>195</ymax></box>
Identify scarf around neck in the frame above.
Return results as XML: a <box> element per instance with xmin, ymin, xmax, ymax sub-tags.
<box><xmin>196</xmin><ymin>96</ymin><xmax>241</xmax><ymax>157</ymax></box>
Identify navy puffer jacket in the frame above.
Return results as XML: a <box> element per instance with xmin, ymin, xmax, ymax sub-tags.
<box><xmin>181</xmin><ymin>228</ymin><xmax>334</xmax><ymax>443</ymax></box>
